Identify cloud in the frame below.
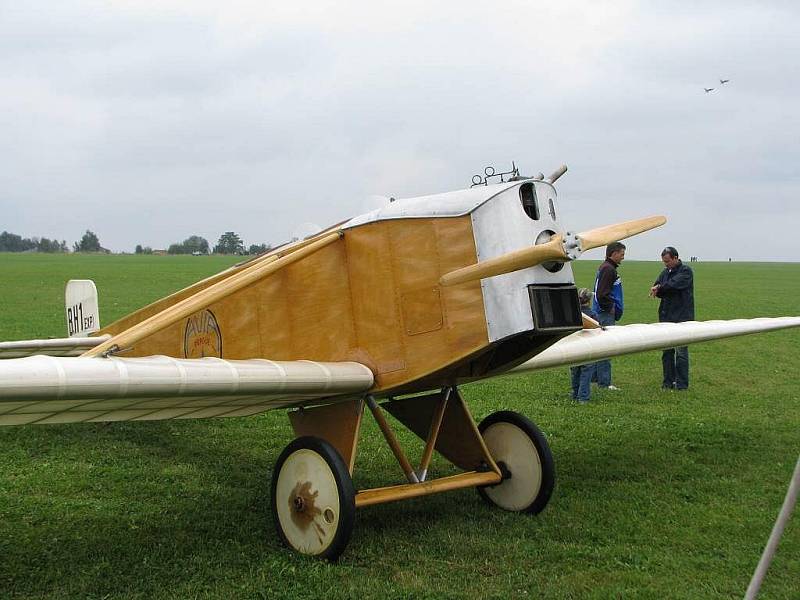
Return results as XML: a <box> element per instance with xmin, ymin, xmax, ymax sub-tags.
<box><xmin>1</xmin><ymin>1</ymin><xmax>798</xmax><ymax>260</ymax></box>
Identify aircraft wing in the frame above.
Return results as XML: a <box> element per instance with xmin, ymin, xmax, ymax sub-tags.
<box><xmin>511</xmin><ymin>317</ymin><xmax>800</xmax><ymax>374</ymax></box>
<box><xmin>0</xmin><ymin>356</ymin><xmax>374</xmax><ymax>426</ymax></box>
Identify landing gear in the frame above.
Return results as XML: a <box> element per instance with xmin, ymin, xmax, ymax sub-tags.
<box><xmin>270</xmin><ymin>395</ymin><xmax>555</xmax><ymax>559</ymax></box>
<box><xmin>270</xmin><ymin>436</ymin><xmax>355</xmax><ymax>560</ymax></box>
<box><xmin>477</xmin><ymin>411</ymin><xmax>555</xmax><ymax>514</ymax></box>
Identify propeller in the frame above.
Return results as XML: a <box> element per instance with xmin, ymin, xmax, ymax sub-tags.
<box><xmin>439</xmin><ymin>215</ymin><xmax>666</xmax><ymax>287</ymax></box>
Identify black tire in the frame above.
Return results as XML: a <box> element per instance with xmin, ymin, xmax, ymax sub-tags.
<box><xmin>477</xmin><ymin>411</ymin><xmax>555</xmax><ymax>514</ymax></box>
<box><xmin>270</xmin><ymin>436</ymin><xmax>356</xmax><ymax>560</ymax></box>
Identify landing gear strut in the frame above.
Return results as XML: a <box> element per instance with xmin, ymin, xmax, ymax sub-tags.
<box><xmin>270</xmin><ymin>390</ymin><xmax>555</xmax><ymax>559</ymax></box>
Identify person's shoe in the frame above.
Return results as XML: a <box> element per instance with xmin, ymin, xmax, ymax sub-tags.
<box><xmin>675</xmin><ymin>387</ymin><xmax>689</xmax><ymax>391</ymax></box>
<box><xmin>601</xmin><ymin>385</ymin><xmax>621</xmax><ymax>391</ymax></box>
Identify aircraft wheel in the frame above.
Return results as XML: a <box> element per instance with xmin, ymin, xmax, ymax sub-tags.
<box><xmin>270</xmin><ymin>436</ymin><xmax>355</xmax><ymax>560</ymax></box>
<box><xmin>477</xmin><ymin>411</ymin><xmax>555</xmax><ymax>514</ymax></box>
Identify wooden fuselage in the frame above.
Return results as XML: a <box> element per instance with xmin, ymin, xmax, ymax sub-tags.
<box><xmin>99</xmin><ymin>180</ymin><xmax>580</xmax><ymax>396</ymax></box>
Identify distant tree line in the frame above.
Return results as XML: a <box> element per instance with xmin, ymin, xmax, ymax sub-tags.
<box><xmin>1</xmin><ymin>229</ymin><xmax>274</xmax><ymax>256</ymax></box>
<box><xmin>1</xmin><ymin>231</ymin><xmax>69</xmax><ymax>253</ymax></box>
<box><xmin>134</xmin><ymin>232</ymin><xmax>272</xmax><ymax>256</ymax></box>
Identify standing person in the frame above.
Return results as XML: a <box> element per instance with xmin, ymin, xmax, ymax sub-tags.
<box><xmin>649</xmin><ymin>246</ymin><xmax>695</xmax><ymax>390</ymax></box>
<box><xmin>592</xmin><ymin>242</ymin><xmax>625</xmax><ymax>390</ymax></box>
<box><xmin>570</xmin><ymin>288</ymin><xmax>597</xmax><ymax>403</ymax></box>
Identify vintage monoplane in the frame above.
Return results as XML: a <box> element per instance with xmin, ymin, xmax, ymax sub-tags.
<box><xmin>2</xmin><ymin>165</ymin><xmax>798</xmax><ymax>559</ymax></box>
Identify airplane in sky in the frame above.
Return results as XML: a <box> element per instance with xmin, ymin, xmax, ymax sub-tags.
<box><xmin>720</xmin><ymin>79</ymin><xmax>730</xmax><ymax>85</ymax></box>
<box><xmin>1</xmin><ymin>164</ymin><xmax>798</xmax><ymax>559</ymax></box>
<box><xmin>704</xmin><ymin>87</ymin><xmax>715</xmax><ymax>93</ymax></box>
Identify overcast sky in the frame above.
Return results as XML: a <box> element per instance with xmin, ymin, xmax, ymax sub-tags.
<box><xmin>1</xmin><ymin>1</ymin><xmax>798</xmax><ymax>260</ymax></box>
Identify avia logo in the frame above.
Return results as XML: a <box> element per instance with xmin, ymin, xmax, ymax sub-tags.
<box><xmin>183</xmin><ymin>309</ymin><xmax>222</xmax><ymax>358</ymax></box>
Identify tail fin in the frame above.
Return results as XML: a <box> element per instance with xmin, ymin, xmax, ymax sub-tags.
<box><xmin>65</xmin><ymin>280</ymin><xmax>100</xmax><ymax>337</ymax></box>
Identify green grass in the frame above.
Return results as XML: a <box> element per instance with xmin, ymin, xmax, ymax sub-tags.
<box><xmin>0</xmin><ymin>254</ymin><xmax>798</xmax><ymax>599</ymax></box>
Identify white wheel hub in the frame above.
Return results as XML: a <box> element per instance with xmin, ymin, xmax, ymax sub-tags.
<box><xmin>481</xmin><ymin>421</ymin><xmax>543</xmax><ymax>511</ymax></box>
<box><xmin>275</xmin><ymin>448</ymin><xmax>341</xmax><ymax>555</ymax></box>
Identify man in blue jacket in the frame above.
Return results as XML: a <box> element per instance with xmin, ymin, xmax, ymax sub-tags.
<box><xmin>592</xmin><ymin>242</ymin><xmax>625</xmax><ymax>390</ymax></box>
<box><xmin>650</xmin><ymin>246</ymin><xmax>695</xmax><ymax>390</ymax></box>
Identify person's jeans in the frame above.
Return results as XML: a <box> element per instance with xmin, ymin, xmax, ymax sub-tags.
<box><xmin>595</xmin><ymin>310</ymin><xmax>615</xmax><ymax>387</ymax></box>
<box><xmin>570</xmin><ymin>363</ymin><xmax>596</xmax><ymax>401</ymax></box>
<box><xmin>662</xmin><ymin>346</ymin><xmax>689</xmax><ymax>389</ymax></box>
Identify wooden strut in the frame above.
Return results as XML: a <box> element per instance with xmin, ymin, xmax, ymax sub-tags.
<box><xmin>417</xmin><ymin>387</ymin><xmax>451</xmax><ymax>481</ymax></box>
<box><xmin>355</xmin><ymin>470</ymin><xmax>501</xmax><ymax>508</ymax></box>
<box><xmin>83</xmin><ymin>230</ymin><xmax>343</xmax><ymax>357</ymax></box>
<box><xmin>365</xmin><ymin>395</ymin><xmax>419</xmax><ymax>484</ymax></box>
<box><xmin>356</xmin><ymin>389</ymin><xmax>503</xmax><ymax>508</ymax></box>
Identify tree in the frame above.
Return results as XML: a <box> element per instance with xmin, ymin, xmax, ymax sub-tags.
<box><xmin>185</xmin><ymin>235</ymin><xmax>210</xmax><ymax>255</ymax></box>
<box><xmin>248</xmin><ymin>243</ymin><xmax>271</xmax><ymax>255</ymax></box>
<box><xmin>168</xmin><ymin>235</ymin><xmax>210</xmax><ymax>255</ymax></box>
<box><xmin>214</xmin><ymin>232</ymin><xmax>245</xmax><ymax>255</ymax></box>
<box><xmin>75</xmin><ymin>230</ymin><xmax>101</xmax><ymax>252</ymax></box>
<box><xmin>0</xmin><ymin>232</ymin><xmax>68</xmax><ymax>253</ymax></box>
<box><xmin>0</xmin><ymin>231</ymin><xmax>35</xmax><ymax>252</ymax></box>
<box><xmin>38</xmin><ymin>237</ymin><xmax>61</xmax><ymax>253</ymax></box>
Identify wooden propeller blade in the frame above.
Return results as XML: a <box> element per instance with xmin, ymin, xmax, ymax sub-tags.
<box><xmin>439</xmin><ymin>235</ymin><xmax>567</xmax><ymax>287</ymax></box>
<box><xmin>577</xmin><ymin>215</ymin><xmax>666</xmax><ymax>251</ymax></box>
<box><xmin>439</xmin><ymin>215</ymin><xmax>667</xmax><ymax>288</ymax></box>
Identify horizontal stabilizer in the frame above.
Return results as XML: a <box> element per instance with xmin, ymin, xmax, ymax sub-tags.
<box><xmin>0</xmin><ymin>356</ymin><xmax>374</xmax><ymax>426</ymax></box>
<box><xmin>511</xmin><ymin>317</ymin><xmax>800</xmax><ymax>373</ymax></box>
<box><xmin>0</xmin><ymin>335</ymin><xmax>111</xmax><ymax>359</ymax></box>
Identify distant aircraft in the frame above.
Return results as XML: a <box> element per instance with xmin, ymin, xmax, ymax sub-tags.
<box><xmin>704</xmin><ymin>87</ymin><xmax>715</xmax><ymax>93</ymax></box>
<box><xmin>1</xmin><ymin>164</ymin><xmax>799</xmax><ymax>560</ymax></box>
<box><xmin>720</xmin><ymin>79</ymin><xmax>730</xmax><ymax>85</ymax></box>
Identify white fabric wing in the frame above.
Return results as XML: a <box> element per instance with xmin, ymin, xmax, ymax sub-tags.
<box><xmin>512</xmin><ymin>317</ymin><xmax>800</xmax><ymax>373</ymax></box>
<box><xmin>0</xmin><ymin>356</ymin><xmax>374</xmax><ymax>426</ymax></box>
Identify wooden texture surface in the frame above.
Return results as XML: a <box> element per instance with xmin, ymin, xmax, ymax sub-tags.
<box><xmin>354</xmin><ymin>470</ymin><xmax>501</xmax><ymax>507</ymax></box>
<box><xmin>85</xmin><ymin>233</ymin><xmax>341</xmax><ymax>357</ymax></box>
<box><xmin>440</xmin><ymin>234</ymin><xmax>567</xmax><ymax>286</ymax></box>
<box><xmin>288</xmin><ymin>400</ymin><xmax>364</xmax><ymax>474</ymax></box>
<box><xmin>96</xmin><ymin>216</ymin><xmax>490</xmax><ymax>394</ymax></box>
<box><xmin>577</xmin><ymin>215</ymin><xmax>666</xmax><ymax>250</ymax></box>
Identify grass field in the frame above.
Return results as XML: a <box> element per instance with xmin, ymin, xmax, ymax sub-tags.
<box><xmin>1</xmin><ymin>254</ymin><xmax>798</xmax><ymax>599</ymax></box>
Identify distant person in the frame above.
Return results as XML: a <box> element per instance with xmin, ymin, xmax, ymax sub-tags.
<box><xmin>649</xmin><ymin>246</ymin><xmax>695</xmax><ymax>390</ymax></box>
<box><xmin>570</xmin><ymin>288</ymin><xmax>597</xmax><ymax>403</ymax></box>
<box><xmin>592</xmin><ymin>242</ymin><xmax>625</xmax><ymax>390</ymax></box>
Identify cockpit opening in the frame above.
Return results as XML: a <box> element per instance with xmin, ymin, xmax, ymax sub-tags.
<box><xmin>519</xmin><ymin>183</ymin><xmax>539</xmax><ymax>220</ymax></box>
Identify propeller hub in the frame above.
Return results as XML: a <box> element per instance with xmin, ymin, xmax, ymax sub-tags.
<box><xmin>561</xmin><ymin>231</ymin><xmax>582</xmax><ymax>261</ymax></box>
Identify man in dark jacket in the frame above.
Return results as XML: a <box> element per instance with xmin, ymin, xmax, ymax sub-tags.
<box><xmin>650</xmin><ymin>246</ymin><xmax>695</xmax><ymax>390</ymax></box>
<box><xmin>591</xmin><ymin>242</ymin><xmax>625</xmax><ymax>390</ymax></box>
